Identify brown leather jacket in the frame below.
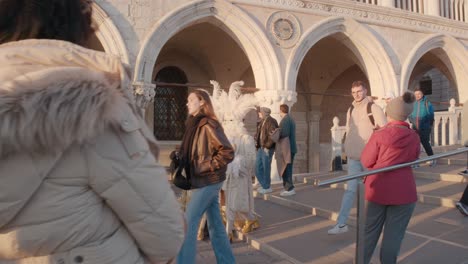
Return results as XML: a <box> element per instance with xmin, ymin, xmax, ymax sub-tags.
<box><xmin>189</xmin><ymin>117</ymin><xmax>234</xmax><ymax>188</ymax></box>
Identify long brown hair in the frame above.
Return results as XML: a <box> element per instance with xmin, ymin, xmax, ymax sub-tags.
<box><xmin>190</xmin><ymin>89</ymin><xmax>218</xmax><ymax>121</ymax></box>
<box><xmin>0</xmin><ymin>0</ymin><xmax>94</xmax><ymax>46</ymax></box>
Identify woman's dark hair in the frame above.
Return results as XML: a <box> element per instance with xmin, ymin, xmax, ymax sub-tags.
<box><xmin>190</xmin><ymin>89</ymin><xmax>218</xmax><ymax>121</ymax></box>
<box><xmin>0</xmin><ymin>0</ymin><xmax>94</xmax><ymax>45</ymax></box>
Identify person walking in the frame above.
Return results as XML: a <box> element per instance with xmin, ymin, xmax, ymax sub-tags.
<box><xmin>0</xmin><ymin>1</ymin><xmax>185</xmax><ymax>263</ymax></box>
<box><xmin>328</xmin><ymin>81</ymin><xmax>386</xmax><ymax>235</ymax></box>
<box><xmin>409</xmin><ymin>88</ymin><xmax>436</xmax><ymax>167</ymax></box>
<box><xmin>361</xmin><ymin>92</ymin><xmax>420</xmax><ymax>264</ymax></box>
<box><xmin>254</xmin><ymin>107</ymin><xmax>279</xmax><ymax>194</ymax></box>
<box><xmin>176</xmin><ymin>89</ymin><xmax>235</xmax><ymax>264</ymax></box>
<box><xmin>276</xmin><ymin>104</ymin><xmax>298</xmax><ymax>197</ymax></box>
<box><xmin>455</xmin><ymin>99</ymin><xmax>468</xmax><ymax>216</ymax></box>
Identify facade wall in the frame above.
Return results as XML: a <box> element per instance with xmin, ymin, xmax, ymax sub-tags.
<box><xmin>93</xmin><ymin>0</ymin><xmax>468</xmax><ymax>172</ymax></box>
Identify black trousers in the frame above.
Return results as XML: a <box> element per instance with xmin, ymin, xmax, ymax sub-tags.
<box><xmin>417</xmin><ymin>128</ymin><xmax>434</xmax><ymax>156</ymax></box>
<box><xmin>461</xmin><ymin>185</ymin><xmax>468</xmax><ymax>205</ymax></box>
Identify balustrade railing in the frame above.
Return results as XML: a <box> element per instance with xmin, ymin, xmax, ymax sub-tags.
<box><xmin>330</xmin><ymin>98</ymin><xmax>464</xmax><ymax>168</ymax></box>
<box><xmin>348</xmin><ymin>0</ymin><xmax>467</xmax><ymax>22</ymax></box>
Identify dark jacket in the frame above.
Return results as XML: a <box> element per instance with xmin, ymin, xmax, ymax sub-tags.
<box><xmin>255</xmin><ymin>115</ymin><xmax>279</xmax><ymax>150</ymax></box>
<box><xmin>279</xmin><ymin>114</ymin><xmax>297</xmax><ymax>154</ymax></box>
<box><xmin>189</xmin><ymin>117</ymin><xmax>234</xmax><ymax>188</ymax></box>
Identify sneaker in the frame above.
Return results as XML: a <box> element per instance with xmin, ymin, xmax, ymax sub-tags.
<box><xmin>458</xmin><ymin>169</ymin><xmax>468</xmax><ymax>176</ymax></box>
<box><xmin>429</xmin><ymin>160</ymin><xmax>437</xmax><ymax>167</ymax></box>
<box><xmin>257</xmin><ymin>188</ymin><xmax>272</xmax><ymax>194</ymax></box>
<box><xmin>327</xmin><ymin>224</ymin><xmax>349</xmax><ymax>235</ymax></box>
<box><xmin>280</xmin><ymin>189</ymin><xmax>296</xmax><ymax>197</ymax></box>
<box><xmin>455</xmin><ymin>202</ymin><xmax>468</xmax><ymax>216</ymax></box>
<box><xmin>411</xmin><ymin>164</ymin><xmax>420</xmax><ymax>169</ymax></box>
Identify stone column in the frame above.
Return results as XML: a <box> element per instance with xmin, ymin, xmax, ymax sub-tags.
<box><xmin>132</xmin><ymin>81</ymin><xmax>156</xmax><ymax>125</ymax></box>
<box><xmin>378</xmin><ymin>0</ymin><xmax>395</xmax><ymax>8</ymax></box>
<box><xmin>424</xmin><ymin>0</ymin><xmax>440</xmax><ymax>16</ymax></box>
<box><xmin>308</xmin><ymin>110</ymin><xmax>322</xmax><ymax>173</ymax></box>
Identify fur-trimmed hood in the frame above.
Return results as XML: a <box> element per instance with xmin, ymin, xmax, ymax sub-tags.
<box><xmin>0</xmin><ymin>39</ymin><xmax>135</xmax><ymax>158</ymax></box>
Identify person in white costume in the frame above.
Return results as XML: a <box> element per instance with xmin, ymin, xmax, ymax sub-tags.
<box><xmin>211</xmin><ymin>80</ymin><xmax>260</xmax><ymax>237</ymax></box>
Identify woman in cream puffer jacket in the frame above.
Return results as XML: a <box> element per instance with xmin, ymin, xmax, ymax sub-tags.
<box><xmin>0</xmin><ymin>1</ymin><xmax>184</xmax><ymax>263</ymax></box>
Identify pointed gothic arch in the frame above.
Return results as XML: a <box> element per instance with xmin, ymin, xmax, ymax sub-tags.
<box><xmin>91</xmin><ymin>2</ymin><xmax>129</xmax><ymax>63</ymax></box>
<box><xmin>134</xmin><ymin>0</ymin><xmax>281</xmax><ymax>92</ymax></box>
<box><xmin>286</xmin><ymin>16</ymin><xmax>400</xmax><ymax>99</ymax></box>
<box><xmin>401</xmin><ymin>34</ymin><xmax>468</xmax><ymax>102</ymax></box>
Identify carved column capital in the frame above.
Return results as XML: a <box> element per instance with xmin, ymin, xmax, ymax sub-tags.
<box><xmin>307</xmin><ymin>110</ymin><xmax>322</xmax><ymax>123</ymax></box>
<box><xmin>132</xmin><ymin>82</ymin><xmax>156</xmax><ymax>109</ymax></box>
<box><xmin>255</xmin><ymin>90</ymin><xmax>298</xmax><ymax>113</ymax></box>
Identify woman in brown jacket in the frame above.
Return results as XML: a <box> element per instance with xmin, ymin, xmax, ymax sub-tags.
<box><xmin>0</xmin><ymin>1</ymin><xmax>184</xmax><ymax>263</ymax></box>
<box><xmin>176</xmin><ymin>89</ymin><xmax>235</xmax><ymax>264</ymax></box>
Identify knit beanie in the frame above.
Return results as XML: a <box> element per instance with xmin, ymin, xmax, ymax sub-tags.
<box><xmin>260</xmin><ymin>107</ymin><xmax>271</xmax><ymax>116</ymax></box>
<box><xmin>385</xmin><ymin>92</ymin><xmax>415</xmax><ymax>121</ymax></box>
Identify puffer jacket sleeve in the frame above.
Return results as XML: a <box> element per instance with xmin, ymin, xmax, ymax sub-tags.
<box><xmin>85</xmin><ymin>108</ymin><xmax>184</xmax><ymax>263</ymax></box>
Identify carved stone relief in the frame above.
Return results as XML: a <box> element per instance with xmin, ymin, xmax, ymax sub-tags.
<box><xmin>267</xmin><ymin>11</ymin><xmax>302</xmax><ymax>48</ymax></box>
<box><xmin>260</xmin><ymin>0</ymin><xmax>468</xmax><ymax>37</ymax></box>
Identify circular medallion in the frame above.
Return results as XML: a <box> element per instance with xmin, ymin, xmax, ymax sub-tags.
<box><xmin>267</xmin><ymin>11</ymin><xmax>301</xmax><ymax>48</ymax></box>
<box><xmin>273</xmin><ymin>19</ymin><xmax>294</xmax><ymax>40</ymax></box>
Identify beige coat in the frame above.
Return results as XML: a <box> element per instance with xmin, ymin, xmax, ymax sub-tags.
<box><xmin>275</xmin><ymin>137</ymin><xmax>291</xmax><ymax>177</ymax></box>
<box><xmin>344</xmin><ymin>97</ymin><xmax>387</xmax><ymax>160</ymax></box>
<box><xmin>463</xmin><ymin>100</ymin><xmax>468</xmax><ymax>147</ymax></box>
<box><xmin>0</xmin><ymin>40</ymin><xmax>184</xmax><ymax>263</ymax></box>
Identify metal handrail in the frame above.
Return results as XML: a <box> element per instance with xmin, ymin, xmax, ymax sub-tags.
<box><xmin>317</xmin><ymin>146</ymin><xmax>468</xmax><ymax>264</ymax></box>
<box><xmin>318</xmin><ymin>147</ymin><xmax>468</xmax><ymax>186</ymax></box>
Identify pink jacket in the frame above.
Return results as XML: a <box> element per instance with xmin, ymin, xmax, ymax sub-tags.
<box><xmin>361</xmin><ymin>121</ymin><xmax>420</xmax><ymax>205</ymax></box>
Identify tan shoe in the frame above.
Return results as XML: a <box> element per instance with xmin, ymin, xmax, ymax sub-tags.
<box><xmin>234</xmin><ymin>219</ymin><xmax>244</xmax><ymax>230</ymax></box>
<box><xmin>241</xmin><ymin>219</ymin><xmax>260</xmax><ymax>233</ymax></box>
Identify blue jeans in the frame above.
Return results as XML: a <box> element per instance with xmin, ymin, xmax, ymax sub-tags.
<box><xmin>337</xmin><ymin>158</ymin><xmax>364</xmax><ymax>225</ymax></box>
<box><xmin>177</xmin><ymin>182</ymin><xmax>235</xmax><ymax>264</ymax></box>
<box><xmin>282</xmin><ymin>153</ymin><xmax>295</xmax><ymax>191</ymax></box>
<box><xmin>255</xmin><ymin>148</ymin><xmax>274</xmax><ymax>189</ymax></box>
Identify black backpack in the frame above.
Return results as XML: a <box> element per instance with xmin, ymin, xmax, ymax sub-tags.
<box><xmin>348</xmin><ymin>102</ymin><xmax>375</xmax><ymax>127</ymax></box>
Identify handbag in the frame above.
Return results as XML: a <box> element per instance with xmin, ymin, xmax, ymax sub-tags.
<box><xmin>270</xmin><ymin>128</ymin><xmax>280</xmax><ymax>143</ymax></box>
<box><xmin>172</xmin><ymin>166</ymin><xmax>191</xmax><ymax>190</ymax></box>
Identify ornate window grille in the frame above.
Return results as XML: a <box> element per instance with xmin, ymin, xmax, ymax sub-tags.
<box><xmin>153</xmin><ymin>67</ymin><xmax>188</xmax><ymax>140</ymax></box>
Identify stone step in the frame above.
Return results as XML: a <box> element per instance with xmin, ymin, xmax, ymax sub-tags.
<box><xmin>413</xmin><ymin>163</ymin><xmax>467</xmax><ymax>182</ymax></box>
<box><xmin>415</xmin><ymin>177</ymin><xmax>466</xmax><ymax>207</ymax></box>
<box><xmin>244</xmin><ymin>187</ymin><xmax>468</xmax><ymax>264</ymax></box>
<box><xmin>240</xmin><ymin>197</ymin><xmax>356</xmax><ymax>264</ymax></box>
<box><xmin>287</xmin><ymin>164</ymin><xmax>466</xmax><ymax>208</ymax></box>
<box><xmin>318</xmin><ymin>176</ymin><xmax>466</xmax><ymax>209</ymax></box>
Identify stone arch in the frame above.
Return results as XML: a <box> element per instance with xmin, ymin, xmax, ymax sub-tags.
<box><xmin>134</xmin><ymin>0</ymin><xmax>281</xmax><ymax>91</ymax></box>
<box><xmin>91</xmin><ymin>2</ymin><xmax>129</xmax><ymax>64</ymax></box>
<box><xmin>286</xmin><ymin>16</ymin><xmax>400</xmax><ymax>99</ymax></box>
<box><xmin>400</xmin><ymin>34</ymin><xmax>468</xmax><ymax>102</ymax></box>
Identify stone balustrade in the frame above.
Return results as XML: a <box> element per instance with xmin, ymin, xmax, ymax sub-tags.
<box><xmin>349</xmin><ymin>0</ymin><xmax>468</xmax><ymax>22</ymax></box>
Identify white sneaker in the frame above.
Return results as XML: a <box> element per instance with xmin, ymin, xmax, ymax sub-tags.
<box><xmin>257</xmin><ymin>188</ymin><xmax>272</xmax><ymax>194</ymax></box>
<box><xmin>280</xmin><ymin>189</ymin><xmax>296</xmax><ymax>197</ymax></box>
<box><xmin>327</xmin><ymin>224</ymin><xmax>349</xmax><ymax>235</ymax></box>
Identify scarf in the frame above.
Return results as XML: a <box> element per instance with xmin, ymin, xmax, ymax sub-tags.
<box><xmin>180</xmin><ymin>113</ymin><xmax>206</xmax><ymax>174</ymax></box>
